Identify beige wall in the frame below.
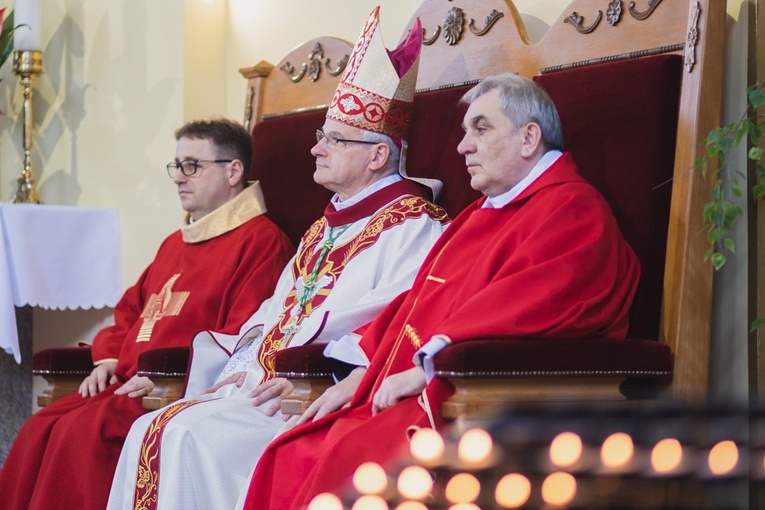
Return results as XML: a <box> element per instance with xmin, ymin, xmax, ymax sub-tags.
<box><xmin>0</xmin><ymin>0</ymin><xmax>751</xmax><ymax>409</ymax></box>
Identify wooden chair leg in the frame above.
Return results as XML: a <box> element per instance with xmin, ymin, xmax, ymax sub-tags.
<box><xmin>37</xmin><ymin>375</ymin><xmax>85</xmax><ymax>407</ymax></box>
<box><xmin>142</xmin><ymin>377</ymin><xmax>186</xmax><ymax>410</ymax></box>
<box><xmin>281</xmin><ymin>377</ymin><xmax>335</xmax><ymax>416</ymax></box>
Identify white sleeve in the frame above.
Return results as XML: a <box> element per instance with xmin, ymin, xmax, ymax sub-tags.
<box><xmin>323</xmin><ymin>333</ymin><xmax>368</xmax><ymax>367</ymax></box>
<box><xmin>413</xmin><ymin>335</ymin><xmax>451</xmax><ymax>382</ymax></box>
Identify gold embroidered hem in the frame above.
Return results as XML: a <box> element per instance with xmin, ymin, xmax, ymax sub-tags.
<box><xmin>133</xmin><ymin>399</ymin><xmax>206</xmax><ymax>510</ymax></box>
<box><xmin>181</xmin><ymin>181</ymin><xmax>268</xmax><ymax>244</ymax></box>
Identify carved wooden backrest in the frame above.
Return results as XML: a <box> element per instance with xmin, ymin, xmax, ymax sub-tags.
<box><xmin>239</xmin><ymin>37</ymin><xmax>352</xmax><ymax>128</ymax></box>
<box><xmin>401</xmin><ymin>0</ymin><xmax>725</xmax><ymax>401</ymax></box>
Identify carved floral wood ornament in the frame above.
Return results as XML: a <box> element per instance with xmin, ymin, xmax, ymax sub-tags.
<box><xmin>554</xmin><ymin>0</ymin><xmax>699</xmax><ymax>75</ymax></box>
<box><xmin>422</xmin><ymin>6</ymin><xmax>505</xmax><ymax>46</ymax></box>
<box><xmin>564</xmin><ymin>0</ymin><xmax>667</xmax><ymax>34</ymax></box>
<box><xmin>279</xmin><ymin>42</ymin><xmax>349</xmax><ymax>83</ymax></box>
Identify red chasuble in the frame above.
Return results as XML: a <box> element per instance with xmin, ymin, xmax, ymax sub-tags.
<box><xmin>244</xmin><ymin>153</ymin><xmax>640</xmax><ymax>510</ymax></box>
<box><xmin>0</xmin><ymin>201</ymin><xmax>293</xmax><ymax>510</ymax></box>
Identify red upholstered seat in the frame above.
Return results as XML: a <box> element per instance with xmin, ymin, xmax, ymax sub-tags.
<box><xmin>32</xmin><ymin>347</ymin><xmax>94</xmax><ymax>376</ymax></box>
<box><xmin>433</xmin><ymin>338</ymin><xmax>673</xmax><ymax>377</ymax></box>
<box><xmin>136</xmin><ymin>346</ymin><xmax>190</xmax><ymax>378</ymax></box>
<box><xmin>32</xmin><ymin>347</ymin><xmax>94</xmax><ymax>407</ymax></box>
<box><xmin>275</xmin><ymin>343</ymin><xmax>333</xmax><ymax>378</ymax></box>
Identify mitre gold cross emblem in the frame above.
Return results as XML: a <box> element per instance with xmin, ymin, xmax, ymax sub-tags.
<box><xmin>136</xmin><ymin>274</ymin><xmax>190</xmax><ymax>342</ymax></box>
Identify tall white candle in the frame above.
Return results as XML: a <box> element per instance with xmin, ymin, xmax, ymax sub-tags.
<box><xmin>14</xmin><ymin>0</ymin><xmax>42</xmax><ymax>51</ymax></box>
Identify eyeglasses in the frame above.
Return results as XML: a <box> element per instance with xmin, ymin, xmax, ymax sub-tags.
<box><xmin>166</xmin><ymin>159</ymin><xmax>233</xmax><ymax>177</ymax></box>
<box><xmin>315</xmin><ymin>129</ymin><xmax>378</xmax><ymax>148</ymax></box>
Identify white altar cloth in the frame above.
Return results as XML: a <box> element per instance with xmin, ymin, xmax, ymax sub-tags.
<box><xmin>0</xmin><ymin>204</ymin><xmax>123</xmax><ymax>363</ymax></box>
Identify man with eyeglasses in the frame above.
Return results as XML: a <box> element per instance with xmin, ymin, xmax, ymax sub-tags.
<box><xmin>107</xmin><ymin>9</ymin><xmax>448</xmax><ymax>510</ymax></box>
<box><xmin>0</xmin><ymin>118</ymin><xmax>295</xmax><ymax>510</ymax></box>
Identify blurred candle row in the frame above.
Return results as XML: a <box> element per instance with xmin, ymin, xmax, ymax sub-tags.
<box><xmin>308</xmin><ymin>404</ymin><xmax>763</xmax><ymax>509</ymax></box>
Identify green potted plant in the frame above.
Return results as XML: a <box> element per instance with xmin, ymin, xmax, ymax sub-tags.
<box><xmin>697</xmin><ymin>83</ymin><xmax>765</xmax><ymax>331</ymax></box>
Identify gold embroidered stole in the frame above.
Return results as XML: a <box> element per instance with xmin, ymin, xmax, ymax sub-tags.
<box><xmin>133</xmin><ymin>399</ymin><xmax>206</xmax><ymax>510</ymax></box>
<box><xmin>255</xmin><ymin>196</ymin><xmax>447</xmax><ymax>383</ymax></box>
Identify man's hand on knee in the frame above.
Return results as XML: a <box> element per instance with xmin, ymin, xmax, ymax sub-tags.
<box><xmin>114</xmin><ymin>375</ymin><xmax>155</xmax><ymax>398</ymax></box>
<box><xmin>203</xmin><ymin>371</ymin><xmax>247</xmax><ymax>394</ymax></box>
<box><xmin>295</xmin><ymin>367</ymin><xmax>366</xmax><ymax>425</ymax></box>
<box><xmin>78</xmin><ymin>361</ymin><xmax>118</xmax><ymax>398</ymax></box>
<box><xmin>371</xmin><ymin>367</ymin><xmax>426</xmax><ymax>415</ymax></box>
<box><xmin>248</xmin><ymin>378</ymin><xmax>294</xmax><ymax>417</ymax></box>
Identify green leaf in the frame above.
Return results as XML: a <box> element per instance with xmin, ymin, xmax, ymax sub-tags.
<box><xmin>750</xmin><ymin>147</ymin><xmax>764</xmax><ymax>161</ymax></box>
<box><xmin>752</xmin><ymin>183</ymin><xmax>765</xmax><ymax>199</ymax></box>
<box><xmin>724</xmin><ymin>237</ymin><xmax>736</xmax><ymax>254</ymax></box>
<box><xmin>710</xmin><ymin>181</ymin><xmax>723</xmax><ymax>200</ymax></box>
<box><xmin>750</xmin><ymin>87</ymin><xmax>765</xmax><ymax>108</ymax></box>
<box><xmin>704</xmin><ymin>247</ymin><xmax>714</xmax><ymax>261</ymax></box>
<box><xmin>751</xmin><ymin>317</ymin><xmax>765</xmax><ymax>333</ymax></box>
<box><xmin>706</xmin><ymin>128</ymin><xmax>722</xmax><ymax>144</ymax></box>
<box><xmin>699</xmin><ymin>159</ymin><xmax>709</xmax><ymax>178</ymax></box>
<box><xmin>750</xmin><ymin>122</ymin><xmax>763</xmax><ymax>141</ymax></box>
<box><xmin>734</xmin><ymin>127</ymin><xmax>745</xmax><ymax>146</ymax></box>
<box><xmin>732</xmin><ymin>179</ymin><xmax>742</xmax><ymax>197</ymax></box>
<box><xmin>711</xmin><ymin>252</ymin><xmax>726</xmax><ymax>270</ymax></box>
<box><xmin>718</xmin><ymin>136</ymin><xmax>735</xmax><ymax>154</ymax></box>
<box><xmin>702</xmin><ymin>201</ymin><xmax>715</xmax><ymax>221</ymax></box>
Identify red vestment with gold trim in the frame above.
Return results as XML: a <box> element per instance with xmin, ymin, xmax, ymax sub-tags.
<box><xmin>244</xmin><ymin>153</ymin><xmax>641</xmax><ymax>509</ymax></box>
<box><xmin>0</xmin><ymin>206</ymin><xmax>293</xmax><ymax>510</ymax></box>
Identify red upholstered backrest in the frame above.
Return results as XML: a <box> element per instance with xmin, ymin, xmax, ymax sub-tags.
<box><xmin>534</xmin><ymin>55</ymin><xmax>683</xmax><ymax>340</ymax></box>
<box><xmin>250</xmin><ymin>110</ymin><xmax>333</xmax><ymax>247</ymax></box>
<box><xmin>407</xmin><ymin>85</ymin><xmax>481</xmax><ymax>215</ymax></box>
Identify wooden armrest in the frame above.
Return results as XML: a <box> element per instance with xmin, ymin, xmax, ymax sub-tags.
<box><xmin>32</xmin><ymin>346</ymin><xmax>94</xmax><ymax>407</ymax></box>
<box><xmin>275</xmin><ymin>344</ymin><xmax>334</xmax><ymax>416</ymax></box>
<box><xmin>137</xmin><ymin>346</ymin><xmax>190</xmax><ymax>410</ymax></box>
<box><xmin>434</xmin><ymin>338</ymin><xmax>674</xmax><ymax>419</ymax></box>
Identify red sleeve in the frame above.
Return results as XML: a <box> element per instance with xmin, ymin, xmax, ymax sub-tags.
<box><xmin>211</xmin><ymin>219</ymin><xmax>295</xmax><ymax>335</ymax></box>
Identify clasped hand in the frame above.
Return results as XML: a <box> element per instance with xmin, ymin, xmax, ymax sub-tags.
<box><xmin>78</xmin><ymin>362</ymin><xmax>118</xmax><ymax>398</ymax></box>
<box><xmin>79</xmin><ymin>362</ymin><xmax>155</xmax><ymax>399</ymax></box>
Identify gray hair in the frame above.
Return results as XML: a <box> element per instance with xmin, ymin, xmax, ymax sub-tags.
<box><xmin>361</xmin><ymin>130</ymin><xmax>401</xmax><ymax>175</ymax></box>
<box><xmin>461</xmin><ymin>73</ymin><xmax>563</xmax><ymax>151</ymax></box>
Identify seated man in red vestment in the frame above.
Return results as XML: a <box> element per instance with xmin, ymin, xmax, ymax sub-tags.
<box><xmin>0</xmin><ymin>118</ymin><xmax>295</xmax><ymax>510</ymax></box>
<box><xmin>243</xmin><ymin>73</ymin><xmax>642</xmax><ymax>510</ymax></box>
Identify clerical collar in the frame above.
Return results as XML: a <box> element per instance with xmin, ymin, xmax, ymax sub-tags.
<box><xmin>331</xmin><ymin>174</ymin><xmax>403</xmax><ymax>211</ymax></box>
<box><xmin>324</xmin><ymin>177</ymin><xmax>429</xmax><ymax>227</ymax></box>
<box><xmin>482</xmin><ymin>150</ymin><xmax>563</xmax><ymax>209</ymax></box>
<box><xmin>181</xmin><ymin>181</ymin><xmax>268</xmax><ymax>244</ymax></box>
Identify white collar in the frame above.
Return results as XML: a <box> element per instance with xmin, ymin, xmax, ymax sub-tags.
<box><xmin>331</xmin><ymin>174</ymin><xmax>403</xmax><ymax>210</ymax></box>
<box><xmin>482</xmin><ymin>150</ymin><xmax>563</xmax><ymax>209</ymax></box>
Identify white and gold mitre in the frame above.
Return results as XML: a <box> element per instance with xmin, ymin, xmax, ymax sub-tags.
<box><xmin>327</xmin><ymin>6</ymin><xmax>422</xmax><ymax>142</ymax></box>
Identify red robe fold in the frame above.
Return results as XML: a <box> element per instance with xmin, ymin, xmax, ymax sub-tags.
<box><xmin>0</xmin><ymin>214</ymin><xmax>293</xmax><ymax>510</ymax></box>
<box><xmin>244</xmin><ymin>153</ymin><xmax>640</xmax><ymax>510</ymax></box>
